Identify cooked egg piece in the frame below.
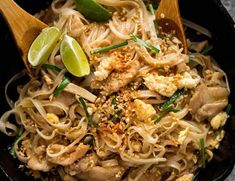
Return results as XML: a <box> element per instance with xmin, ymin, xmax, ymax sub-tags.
<box><xmin>210</xmin><ymin>112</ymin><xmax>228</xmax><ymax>130</ymax></box>
<box><xmin>133</xmin><ymin>99</ymin><xmax>156</xmax><ymax>121</ymax></box>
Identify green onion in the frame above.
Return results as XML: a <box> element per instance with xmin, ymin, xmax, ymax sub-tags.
<box><xmin>79</xmin><ymin>97</ymin><xmax>98</xmax><ymax>127</ymax></box>
<box><xmin>148</xmin><ymin>4</ymin><xmax>155</xmax><ymax>15</ymax></box>
<box><xmin>42</xmin><ymin>63</ymin><xmax>62</xmax><ymax>73</ymax></box>
<box><xmin>130</xmin><ymin>35</ymin><xmax>160</xmax><ymax>53</ymax></box>
<box><xmin>112</xmin><ymin>95</ymin><xmax>118</xmax><ymax>109</ymax></box>
<box><xmin>9</xmin><ymin>126</ymin><xmax>24</xmax><ymax>159</ymax></box>
<box><xmin>161</xmin><ymin>89</ymin><xmax>184</xmax><ymax>111</ymax></box>
<box><xmin>111</xmin><ymin>95</ymin><xmax>122</xmax><ymax>122</ymax></box>
<box><xmin>201</xmin><ymin>44</ymin><xmax>213</xmax><ymax>55</ymax></box>
<box><xmin>200</xmin><ymin>138</ymin><xmax>206</xmax><ymax>168</ymax></box>
<box><xmin>91</xmin><ymin>41</ymin><xmax>128</xmax><ymax>54</ymax></box>
<box><xmin>226</xmin><ymin>104</ymin><xmax>232</xmax><ymax>115</ymax></box>
<box><xmin>53</xmin><ymin>77</ymin><xmax>70</xmax><ymax>97</ymax></box>
<box><xmin>111</xmin><ymin>110</ymin><xmax>122</xmax><ymax>122</ymax></box>
<box><xmin>42</xmin><ymin>64</ymin><xmax>71</xmax><ymax>97</ymax></box>
<box><xmin>154</xmin><ymin>108</ymin><xmax>179</xmax><ymax>123</ymax></box>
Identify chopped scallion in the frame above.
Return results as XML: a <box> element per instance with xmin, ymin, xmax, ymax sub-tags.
<box><xmin>148</xmin><ymin>4</ymin><xmax>155</xmax><ymax>15</ymax></box>
<box><xmin>42</xmin><ymin>63</ymin><xmax>62</xmax><ymax>73</ymax></box>
<box><xmin>9</xmin><ymin>126</ymin><xmax>24</xmax><ymax>159</ymax></box>
<box><xmin>111</xmin><ymin>95</ymin><xmax>122</xmax><ymax>122</ymax></box>
<box><xmin>111</xmin><ymin>110</ymin><xmax>122</xmax><ymax>122</ymax></box>
<box><xmin>130</xmin><ymin>34</ymin><xmax>160</xmax><ymax>53</ymax></box>
<box><xmin>200</xmin><ymin>138</ymin><xmax>206</xmax><ymax>168</ymax></box>
<box><xmin>161</xmin><ymin>89</ymin><xmax>184</xmax><ymax>111</ymax></box>
<box><xmin>201</xmin><ymin>44</ymin><xmax>213</xmax><ymax>55</ymax></box>
<box><xmin>79</xmin><ymin>97</ymin><xmax>98</xmax><ymax>127</ymax></box>
<box><xmin>91</xmin><ymin>41</ymin><xmax>128</xmax><ymax>54</ymax></box>
<box><xmin>53</xmin><ymin>77</ymin><xmax>70</xmax><ymax>97</ymax></box>
<box><xmin>226</xmin><ymin>104</ymin><xmax>232</xmax><ymax>115</ymax></box>
<box><xmin>154</xmin><ymin>108</ymin><xmax>179</xmax><ymax>123</ymax></box>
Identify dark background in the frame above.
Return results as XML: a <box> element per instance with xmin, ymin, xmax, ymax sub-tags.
<box><xmin>0</xmin><ymin>0</ymin><xmax>235</xmax><ymax>180</ymax></box>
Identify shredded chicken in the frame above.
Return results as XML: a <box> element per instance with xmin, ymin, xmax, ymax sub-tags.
<box><xmin>48</xmin><ymin>144</ymin><xmax>89</xmax><ymax>166</ymax></box>
<box><xmin>189</xmin><ymin>84</ymin><xmax>229</xmax><ymax>121</ymax></box>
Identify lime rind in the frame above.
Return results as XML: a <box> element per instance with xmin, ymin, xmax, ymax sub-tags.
<box><xmin>75</xmin><ymin>0</ymin><xmax>112</xmax><ymax>21</ymax></box>
<box><xmin>60</xmin><ymin>35</ymin><xmax>90</xmax><ymax>77</ymax></box>
<box><xmin>28</xmin><ymin>27</ymin><xmax>61</xmax><ymax>67</ymax></box>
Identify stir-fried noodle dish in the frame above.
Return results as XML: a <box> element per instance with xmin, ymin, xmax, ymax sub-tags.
<box><xmin>0</xmin><ymin>0</ymin><xmax>231</xmax><ymax>180</ymax></box>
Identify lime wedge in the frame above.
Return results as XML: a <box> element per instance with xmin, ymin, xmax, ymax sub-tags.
<box><xmin>75</xmin><ymin>0</ymin><xmax>112</xmax><ymax>21</ymax></box>
<box><xmin>28</xmin><ymin>27</ymin><xmax>61</xmax><ymax>67</ymax></box>
<box><xmin>60</xmin><ymin>35</ymin><xmax>90</xmax><ymax>77</ymax></box>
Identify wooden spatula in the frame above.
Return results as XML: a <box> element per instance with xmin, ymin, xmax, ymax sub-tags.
<box><xmin>156</xmin><ymin>0</ymin><xmax>188</xmax><ymax>54</ymax></box>
<box><xmin>0</xmin><ymin>0</ymin><xmax>47</xmax><ymax>75</ymax></box>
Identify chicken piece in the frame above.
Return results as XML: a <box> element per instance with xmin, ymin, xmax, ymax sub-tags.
<box><xmin>92</xmin><ymin>59</ymin><xmax>140</xmax><ymax>95</ymax></box>
<box><xmin>63</xmin><ymin>174</ymin><xmax>77</xmax><ymax>181</ymax></box>
<box><xmin>27</xmin><ymin>155</ymin><xmax>54</xmax><ymax>172</ymax></box>
<box><xmin>133</xmin><ymin>99</ymin><xmax>156</xmax><ymax>121</ymax></box>
<box><xmin>53</xmin><ymin>92</ymin><xmax>76</xmax><ymax>107</ymax></box>
<box><xmin>48</xmin><ymin>144</ymin><xmax>89</xmax><ymax>166</ymax></box>
<box><xmin>144</xmin><ymin>73</ymin><xmax>178</xmax><ymax>97</ymax></box>
<box><xmin>210</xmin><ymin>112</ymin><xmax>228</xmax><ymax>130</ymax></box>
<box><xmin>176</xmin><ymin>174</ymin><xmax>194</xmax><ymax>181</ymax></box>
<box><xmin>69</xmin><ymin>15</ymin><xmax>85</xmax><ymax>38</ymax></box>
<box><xmin>189</xmin><ymin>84</ymin><xmax>229</xmax><ymax>121</ymax></box>
<box><xmin>77</xmin><ymin>165</ymin><xmax>125</xmax><ymax>181</ymax></box>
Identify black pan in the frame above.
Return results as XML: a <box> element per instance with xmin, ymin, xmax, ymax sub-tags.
<box><xmin>0</xmin><ymin>0</ymin><xmax>235</xmax><ymax>180</ymax></box>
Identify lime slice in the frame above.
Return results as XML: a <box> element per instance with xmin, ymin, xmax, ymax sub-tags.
<box><xmin>60</xmin><ymin>35</ymin><xmax>90</xmax><ymax>77</ymax></box>
<box><xmin>75</xmin><ymin>0</ymin><xmax>112</xmax><ymax>21</ymax></box>
<box><xmin>28</xmin><ymin>27</ymin><xmax>61</xmax><ymax>67</ymax></box>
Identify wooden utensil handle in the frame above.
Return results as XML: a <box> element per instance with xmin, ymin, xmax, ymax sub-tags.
<box><xmin>0</xmin><ymin>0</ymin><xmax>47</xmax><ymax>75</ymax></box>
<box><xmin>0</xmin><ymin>0</ymin><xmax>34</xmax><ymax>42</ymax></box>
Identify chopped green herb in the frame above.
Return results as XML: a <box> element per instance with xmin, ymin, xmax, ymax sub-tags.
<box><xmin>148</xmin><ymin>3</ymin><xmax>155</xmax><ymax>15</ymax></box>
<box><xmin>42</xmin><ymin>63</ymin><xmax>62</xmax><ymax>73</ymax></box>
<box><xmin>111</xmin><ymin>95</ymin><xmax>122</xmax><ymax>122</ymax></box>
<box><xmin>9</xmin><ymin>126</ymin><xmax>24</xmax><ymax>159</ymax></box>
<box><xmin>112</xmin><ymin>95</ymin><xmax>118</xmax><ymax>109</ymax></box>
<box><xmin>154</xmin><ymin>108</ymin><xmax>179</xmax><ymax>123</ymax></box>
<box><xmin>130</xmin><ymin>34</ymin><xmax>160</xmax><ymax>53</ymax></box>
<box><xmin>161</xmin><ymin>89</ymin><xmax>184</xmax><ymax>111</ymax></box>
<box><xmin>111</xmin><ymin>110</ymin><xmax>122</xmax><ymax>122</ymax></box>
<box><xmin>79</xmin><ymin>97</ymin><xmax>98</xmax><ymax>127</ymax></box>
<box><xmin>91</xmin><ymin>41</ymin><xmax>128</xmax><ymax>54</ymax></box>
<box><xmin>42</xmin><ymin>64</ymin><xmax>71</xmax><ymax>97</ymax></box>
<box><xmin>201</xmin><ymin>44</ymin><xmax>213</xmax><ymax>55</ymax></box>
<box><xmin>200</xmin><ymin>138</ymin><xmax>206</xmax><ymax>168</ymax></box>
<box><xmin>53</xmin><ymin>77</ymin><xmax>70</xmax><ymax>97</ymax></box>
<box><xmin>154</xmin><ymin>20</ymin><xmax>159</xmax><ymax>31</ymax></box>
<box><xmin>226</xmin><ymin>104</ymin><xmax>232</xmax><ymax>115</ymax></box>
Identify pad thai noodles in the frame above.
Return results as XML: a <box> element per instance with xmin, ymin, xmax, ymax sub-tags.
<box><xmin>0</xmin><ymin>0</ymin><xmax>231</xmax><ymax>180</ymax></box>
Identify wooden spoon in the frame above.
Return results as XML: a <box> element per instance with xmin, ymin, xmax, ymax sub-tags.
<box><xmin>0</xmin><ymin>0</ymin><xmax>47</xmax><ymax>75</ymax></box>
<box><xmin>156</xmin><ymin>0</ymin><xmax>188</xmax><ymax>54</ymax></box>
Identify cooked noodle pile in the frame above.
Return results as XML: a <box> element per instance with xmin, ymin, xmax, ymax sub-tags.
<box><xmin>0</xmin><ymin>0</ymin><xmax>230</xmax><ymax>180</ymax></box>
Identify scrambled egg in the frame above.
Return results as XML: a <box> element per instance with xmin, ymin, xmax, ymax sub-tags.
<box><xmin>133</xmin><ymin>99</ymin><xmax>156</xmax><ymax>121</ymax></box>
<box><xmin>207</xmin><ymin>130</ymin><xmax>225</xmax><ymax>149</ymax></box>
<box><xmin>178</xmin><ymin>71</ymin><xmax>201</xmax><ymax>89</ymax></box>
<box><xmin>144</xmin><ymin>70</ymin><xmax>201</xmax><ymax>97</ymax></box>
<box><xmin>176</xmin><ymin>174</ymin><xmax>194</xmax><ymax>181</ymax></box>
<box><xmin>144</xmin><ymin>73</ymin><xmax>177</xmax><ymax>97</ymax></box>
<box><xmin>210</xmin><ymin>112</ymin><xmax>228</xmax><ymax>130</ymax></box>
<box><xmin>46</xmin><ymin>113</ymin><xmax>60</xmax><ymax>124</ymax></box>
<box><xmin>94</xmin><ymin>57</ymin><xmax>113</xmax><ymax>81</ymax></box>
<box><xmin>178</xmin><ymin>127</ymin><xmax>189</xmax><ymax>144</ymax></box>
